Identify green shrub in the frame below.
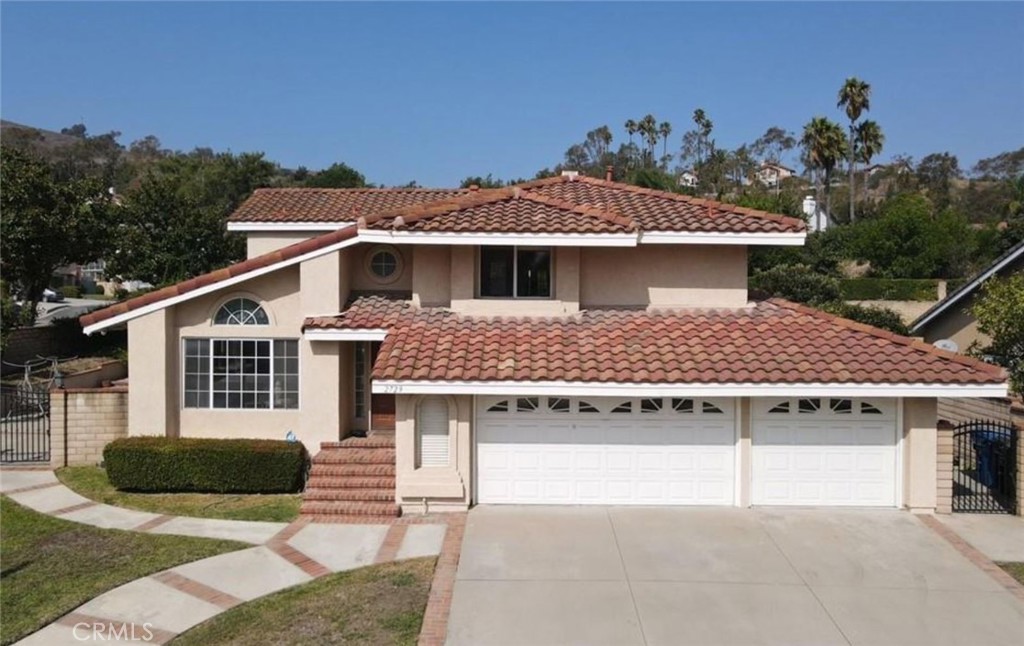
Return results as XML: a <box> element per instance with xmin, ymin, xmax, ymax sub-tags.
<box><xmin>750</xmin><ymin>264</ymin><xmax>841</xmax><ymax>305</ymax></box>
<box><xmin>104</xmin><ymin>437</ymin><xmax>307</xmax><ymax>494</ymax></box>
<box><xmin>838</xmin><ymin>278</ymin><xmax>939</xmax><ymax>301</ymax></box>
<box><xmin>821</xmin><ymin>302</ymin><xmax>910</xmax><ymax>335</ymax></box>
<box><xmin>59</xmin><ymin>285</ymin><xmax>80</xmax><ymax>299</ymax></box>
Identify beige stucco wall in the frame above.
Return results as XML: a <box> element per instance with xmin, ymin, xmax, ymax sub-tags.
<box><xmin>246</xmin><ymin>232</ymin><xmax>318</xmax><ymax>258</ymax></box>
<box><xmin>412</xmin><ymin>246</ymin><xmax>451</xmax><ymax>307</ymax></box>
<box><xmin>395</xmin><ymin>393</ymin><xmax>472</xmax><ymax>512</ymax></box>
<box><xmin>350</xmin><ymin>243</ymin><xmax>413</xmax><ymax>293</ymax></box>
<box><xmin>580</xmin><ymin>245</ymin><xmax>748</xmax><ymax>308</ymax></box>
<box><xmin>127</xmin><ymin>309</ymin><xmax>178</xmax><ymax>438</ymax></box>
<box><xmin>902</xmin><ymin>397</ymin><xmax>938</xmax><ymax>512</ymax></box>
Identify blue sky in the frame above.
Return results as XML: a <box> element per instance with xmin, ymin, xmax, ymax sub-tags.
<box><xmin>2</xmin><ymin>2</ymin><xmax>1022</xmax><ymax>187</ymax></box>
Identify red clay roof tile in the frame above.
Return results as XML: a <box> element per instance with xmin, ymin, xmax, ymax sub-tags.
<box><xmin>352</xmin><ymin>299</ymin><xmax>1004</xmax><ymax>386</ymax></box>
<box><xmin>229</xmin><ymin>187</ymin><xmax>468</xmax><ymax>223</ymax></box>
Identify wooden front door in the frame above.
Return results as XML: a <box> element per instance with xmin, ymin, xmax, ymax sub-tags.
<box><xmin>368</xmin><ymin>342</ymin><xmax>395</xmax><ymax>431</ymax></box>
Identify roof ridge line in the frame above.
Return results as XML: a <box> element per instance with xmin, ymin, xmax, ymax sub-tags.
<box><xmin>519</xmin><ymin>190</ymin><xmax>636</xmax><ymax>231</ymax></box>
<box><xmin>570</xmin><ymin>176</ymin><xmax>806</xmax><ymax>230</ymax></box>
<box><xmin>767</xmin><ymin>298</ymin><xmax>1007</xmax><ymax>377</ymax></box>
<box><xmin>357</xmin><ymin>188</ymin><xmax>512</xmax><ymax>228</ymax></box>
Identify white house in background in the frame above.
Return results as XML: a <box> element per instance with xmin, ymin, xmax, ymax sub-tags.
<box><xmin>755</xmin><ymin>162</ymin><xmax>796</xmax><ymax>188</ymax></box>
<box><xmin>677</xmin><ymin>169</ymin><xmax>699</xmax><ymax>189</ymax></box>
<box><xmin>803</xmin><ymin>195</ymin><xmax>833</xmax><ymax>233</ymax></box>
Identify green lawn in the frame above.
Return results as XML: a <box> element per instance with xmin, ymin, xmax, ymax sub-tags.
<box><xmin>0</xmin><ymin>496</ymin><xmax>245</xmax><ymax>645</ymax></box>
<box><xmin>57</xmin><ymin>466</ymin><xmax>301</xmax><ymax>522</ymax></box>
<box><xmin>173</xmin><ymin>557</ymin><xmax>436</xmax><ymax>646</ymax></box>
<box><xmin>998</xmin><ymin>562</ymin><xmax>1024</xmax><ymax>585</ymax></box>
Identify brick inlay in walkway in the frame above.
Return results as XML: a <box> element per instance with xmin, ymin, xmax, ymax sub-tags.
<box><xmin>3</xmin><ymin>481</ymin><xmax>62</xmax><ymax>495</ymax></box>
<box><xmin>374</xmin><ymin>523</ymin><xmax>409</xmax><ymax>564</ymax></box>
<box><xmin>918</xmin><ymin>514</ymin><xmax>1024</xmax><ymax>603</ymax></box>
<box><xmin>50</xmin><ymin>501</ymin><xmax>98</xmax><ymax>516</ymax></box>
<box><xmin>134</xmin><ymin>514</ymin><xmax>175</xmax><ymax>532</ymax></box>
<box><xmin>151</xmin><ymin>570</ymin><xmax>243</xmax><ymax>610</ymax></box>
<box><xmin>418</xmin><ymin>514</ymin><xmax>466</xmax><ymax>646</ymax></box>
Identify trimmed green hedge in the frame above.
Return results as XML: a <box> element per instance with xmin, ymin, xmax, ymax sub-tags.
<box><xmin>838</xmin><ymin>278</ymin><xmax>940</xmax><ymax>301</ymax></box>
<box><xmin>59</xmin><ymin>285</ymin><xmax>81</xmax><ymax>299</ymax></box>
<box><xmin>104</xmin><ymin>437</ymin><xmax>307</xmax><ymax>494</ymax></box>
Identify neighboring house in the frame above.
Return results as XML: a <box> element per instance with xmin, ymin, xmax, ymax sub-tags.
<box><xmin>80</xmin><ymin>175</ymin><xmax>1006</xmax><ymax>519</ymax></box>
<box><xmin>755</xmin><ymin>162</ymin><xmax>795</xmax><ymax>187</ymax></box>
<box><xmin>863</xmin><ymin>161</ymin><xmax>913</xmax><ymax>179</ymax></box>
<box><xmin>910</xmin><ymin>240</ymin><xmax>1024</xmax><ymax>353</ymax></box>
<box><xmin>677</xmin><ymin>169</ymin><xmax>699</xmax><ymax>189</ymax></box>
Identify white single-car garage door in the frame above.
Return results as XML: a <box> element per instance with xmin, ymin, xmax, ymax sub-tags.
<box><xmin>476</xmin><ymin>396</ymin><xmax>736</xmax><ymax>505</ymax></box>
<box><xmin>752</xmin><ymin>398</ymin><xmax>898</xmax><ymax>507</ymax></box>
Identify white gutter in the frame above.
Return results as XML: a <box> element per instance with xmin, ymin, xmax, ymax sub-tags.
<box><xmin>227</xmin><ymin>222</ymin><xmax>355</xmax><ymax>232</ymax></box>
<box><xmin>372</xmin><ymin>380</ymin><xmax>1007</xmax><ymax>398</ymax></box>
<box><xmin>639</xmin><ymin>231</ymin><xmax>806</xmax><ymax>246</ymax></box>
<box><xmin>355</xmin><ymin>230</ymin><xmax>639</xmax><ymax>247</ymax></box>
<box><xmin>305</xmin><ymin>328</ymin><xmax>388</xmax><ymax>341</ymax></box>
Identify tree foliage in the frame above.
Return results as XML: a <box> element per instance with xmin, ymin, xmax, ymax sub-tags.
<box><xmin>303</xmin><ymin>162</ymin><xmax>367</xmax><ymax>188</ymax></box>
<box><xmin>0</xmin><ymin>148</ymin><xmax>109</xmax><ymax>322</ymax></box>
<box><xmin>971</xmin><ymin>274</ymin><xmax>1024</xmax><ymax>395</ymax></box>
<box><xmin>750</xmin><ymin>264</ymin><xmax>842</xmax><ymax>305</ymax></box>
<box><xmin>105</xmin><ymin>150</ymin><xmax>276</xmax><ymax>284</ymax></box>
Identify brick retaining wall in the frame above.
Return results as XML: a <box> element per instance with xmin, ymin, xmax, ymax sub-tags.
<box><xmin>50</xmin><ymin>386</ymin><xmax>128</xmax><ymax>468</ymax></box>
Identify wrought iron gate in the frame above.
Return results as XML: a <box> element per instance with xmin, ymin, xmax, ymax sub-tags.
<box><xmin>952</xmin><ymin>420</ymin><xmax>1017</xmax><ymax>514</ymax></box>
<box><xmin>0</xmin><ymin>386</ymin><xmax>51</xmax><ymax>463</ymax></box>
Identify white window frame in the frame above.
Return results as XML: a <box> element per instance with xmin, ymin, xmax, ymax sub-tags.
<box><xmin>182</xmin><ymin>338</ymin><xmax>300</xmax><ymax>411</ymax></box>
<box><xmin>477</xmin><ymin>245</ymin><xmax>554</xmax><ymax>300</ymax></box>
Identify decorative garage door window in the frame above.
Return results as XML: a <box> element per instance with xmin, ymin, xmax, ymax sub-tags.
<box><xmin>213</xmin><ymin>298</ymin><xmax>269</xmax><ymax>325</ymax></box>
<box><xmin>760</xmin><ymin>398</ymin><xmax>890</xmax><ymax>418</ymax></box>
<box><xmin>183</xmin><ymin>338</ymin><xmax>298</xmax><ymax>409</ymax></box>
<box><xmin>417</xmin><ymin>397</ymin><xmax>450</xmax><ymax>467</ymax></box>
<box><xmin>481</xmin><ymin>397</ymin><xmax>729</xmax><ymax>417</ymax></box>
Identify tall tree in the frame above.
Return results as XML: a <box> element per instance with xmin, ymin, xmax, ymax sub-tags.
<box><xmin>0</xmin><ymin>148</ymin><xmax>109</xmax><ymax>323</ymax></box>
<box><xmin>658</xmin><ymin>121</ymin><xmax>673</xmax><ymax>168</ymax></box>
<box><xmin>801</xmin><ymin>117</ymin><xmax>848</xmax><ymax>226</ymax></box>
<box><xmin>853</xmin><ymin>120</ymin><xmax>885</xmax><ymax>193</ymax></box>
<box><xmin>916</xmin><ymin>152</ymin><xmax>962</xmax><ymax>211</ymax></box>
<box><xmin>837</xmin><ymin>77</ymin><xmax>872</xmax><ymax>222</ymax></box>
<box><xmin>624</xmin><ymin>119</ymin><xmax>638</xmax><ymax>166</ymax></box>
<box><xmin>751</xmin><ymin>126</ymin><xmax>796</xmax><ymax>165</ymax></box>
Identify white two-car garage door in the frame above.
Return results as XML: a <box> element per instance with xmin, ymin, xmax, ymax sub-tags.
<box><xmin>752</xmin><ymin>398</ymin><xmax>898</xmax><ymax>507</ymax></box>
<box><xmin>476</xmin><ymin>396</ymin><xmax>736</xmax><ymax>505</ymax></box>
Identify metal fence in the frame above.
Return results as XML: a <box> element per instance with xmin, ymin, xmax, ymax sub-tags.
<box><xmin>0</xmin><ymin>386</ymin><xmax>51</xmax><ymax>463</ymax></box>
<box><xmin>952</xmin><ymin>420</ymin><xmax>1017</xmax><ymax>514</ymax></box>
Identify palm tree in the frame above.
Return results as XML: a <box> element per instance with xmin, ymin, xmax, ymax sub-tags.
<box><xmin>639</xmin><ymin>114</ymin><xmax>658</xmax><ymax>166</ymax></box>
<box><xmin>801</xmin><ymin>117</ymin><xmax>848</xmax><ymax>228</ymax></box>
<box><xmin>624</xmin><ymin>119</ymin><xmax>638</xmax><ymax>167</ymax></box>
<box><xmin>837</xmin><ymin>77</ymin><xmax>872</xmax><ymax>222</ymax></box>
<box><xmin>854</xmin><ymin>120</ymin><xmax>885</xmax><ymax>200</ymax></box>
<box><xmin>658</xmin><ymin>121</ymin><xmax>672</xmax><ymax>167</ymax></box>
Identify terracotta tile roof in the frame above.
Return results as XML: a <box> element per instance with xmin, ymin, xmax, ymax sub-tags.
<box><xmin>229</xmin><ymin>187</ymin><xmax>468</xmax><ymax>223</ymax></box>
<box><xmin>362</xmin><ymin>188</ymin><xmax>635</xmax><ymax>234</ymax></box>
<box><xmin>304</xmin><ymin>294</ymin><xmax>425</xmax><ymax>331</ymax></box>
<box><xmin>519</xmin><ymin>175</ymin><xmax>805</xmax><ymax>233</ymax></box>
<box><xmin>80</xmin><ymin>227</ymin><xmax>359</xmax><ymax>329</ymax></box>
<box><xmin>369</xmin><ymin>299</ymin><xmax>1004</xmax><ymax>385</ymax></box>
<box><xmin>228</xmin><ymin>176</ymin><xmax>803</xmax><ymax>234</ymax></box>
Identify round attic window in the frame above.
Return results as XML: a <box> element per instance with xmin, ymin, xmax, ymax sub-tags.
<box><xmin>366</xmin><ymin>246</ymin><xmax>402</xmax><ymax>284</ymax></box>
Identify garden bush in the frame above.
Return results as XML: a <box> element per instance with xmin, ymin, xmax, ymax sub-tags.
<box><xmin>838</xmin><ymin>278</ymin><xmax>939</xmax><ymax>301</ymax></box>
<box><xmin>59</xmin><ymin>285</ymin><xmax>81</xmax><ymax>299</ymax></box>
<box><xmin>749</xmin><ymin>264</ymin><xmax>841</xmax><ymax>305</ymax></box>
<box><xmin>821</xmin><ymin>302</ymin><xmax>910</xmax><ymax>336</ymax></box>
<box><xmin>104</xmin><ymin>437</ymin><xmax>307</xmax><ymax>494</ymax></box>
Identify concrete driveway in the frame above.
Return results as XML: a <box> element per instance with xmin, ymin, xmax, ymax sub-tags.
<box><xmin>447</xmin><ymin>507</ymin><xmax>1024</xmax><ymax>646</ymax></box>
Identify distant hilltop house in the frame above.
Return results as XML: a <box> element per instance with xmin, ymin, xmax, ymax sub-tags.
<box><xmin>863</xmin><ymin>161</ymin><xmax>913</xmax><ymax>178</ymax></box>
<box><xmin>677</xmin><ymin>169</ymin><xmax>699</xmax><ymax>189</ymax></box>
<box><xmin>755</xmin><ymin>162</ymin><xmax>796</xmax><ymax>187</ymax></box>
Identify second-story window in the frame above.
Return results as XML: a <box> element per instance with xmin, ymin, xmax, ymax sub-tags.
<box><xmin>479</xmin><ymin>246</ymin><xmax>552</xmax><ymax>298</ymax></box>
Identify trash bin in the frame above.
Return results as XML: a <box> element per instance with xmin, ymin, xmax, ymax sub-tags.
<box><xmin>972</xmin><ymin>431</ymin><xmax>1004</xmax><ymax>488</ymax></box>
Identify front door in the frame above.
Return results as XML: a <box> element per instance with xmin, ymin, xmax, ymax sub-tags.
<box><xmin>354</xmin><ymin>341</ymin><xmax>395</xmax><ymax>433</ymax></box>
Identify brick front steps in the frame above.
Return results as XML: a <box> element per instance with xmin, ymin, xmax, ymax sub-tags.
<box><xmin>301</xmin><ymin>436</ymin><xmax>400</xmax><ymax>521</ymax></box>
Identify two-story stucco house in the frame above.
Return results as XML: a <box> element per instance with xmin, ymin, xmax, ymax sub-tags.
<box><xmin>80</xmin><ymin>174</ymin><xmax>1007</xmax><ymax>519</ymax></box>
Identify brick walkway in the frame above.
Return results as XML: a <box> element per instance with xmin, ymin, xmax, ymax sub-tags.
<box><xmin>2</xmin><ymin>468</ymin><xmax>454</xmax><ymax>645</ymax></box>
